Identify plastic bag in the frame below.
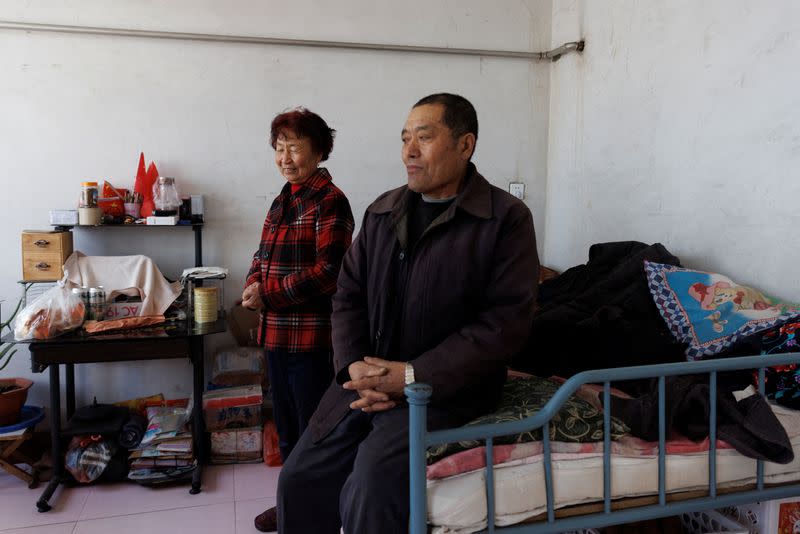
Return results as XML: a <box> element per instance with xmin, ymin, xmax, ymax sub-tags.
<box><xmin>263</xmin><ymin>420</ymin><xmax>282</xmax><ymax>466</ymax></box>
<box><xmin>65</xmin><ymin>435</ymin><xmax>115</xmax><ymax>483</ymax></box>
<box><xmin>14</xmin><ymin>282</ymin><xmax>84</xmax><ymax>340</ymax></box>
<box><xmin>212</xmin><ymin>346</ymin><xmax>266</xmax><ymax>388</ymax></box>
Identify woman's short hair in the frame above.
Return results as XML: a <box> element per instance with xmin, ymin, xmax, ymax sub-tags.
<box><xmin>270</xmin><ymin>108</ymin><xmax>336</xmax><ymax>161</ymax></box>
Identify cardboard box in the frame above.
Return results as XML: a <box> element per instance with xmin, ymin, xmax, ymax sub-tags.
<box><xmin>210</xmin><ymin>426</ymin><xmax>263</xmax><ymax>463</ymax></box>
<box><xmin>202</xmin><ymin>385</ymin><xmax>262</xmax><ymax>410</ymax></box>
<box><xmin>49</xmin><ymin>210</ymin><xmax>79</xmax><ymax>226</ymax></box>
<box><xmin>104</xmin><ymin>301</ymin><xmax>142</xmax><ymax>319</ymax></box>
<box><xmin>228</xmin><ymin>304</ymin><xmax>260</xmax><ymax>347</ymax></box>
<box><xmin>146</xmin><ymin>215</ymin><xmax>178</xmax><ymax>225</ymax></box>
<box><xmin>203</xmin><ymin>385</ymin><xmax>263</xmax><ymax>431</ymax></box>
<box><xmin>204</xmin><ymin>404</ymin><xmax>261</xmax><ymax>431</ymax></box>
<box><xmin>211</xmin><ymin>347</ymin><xmax>265</xmax><ymax>388</ymax></box>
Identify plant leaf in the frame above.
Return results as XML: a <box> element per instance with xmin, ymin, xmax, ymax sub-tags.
<box><xmin>0</xmin><ymin>343</ymin><xmax>17</xmax><ymax>372</ymax></box>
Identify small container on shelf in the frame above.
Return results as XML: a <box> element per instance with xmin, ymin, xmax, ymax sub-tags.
<box><xmin>79</xmin><ymin>182</ymin><xmax>98</xmax><ymax>208</ymax></box>
<box><xmin>193</xmin><ymin>287</ymin><xmax>218</xmax><ymax>324</ymax></box>
<box><xmin>186</xmin><ymin>274</ymin><xmax>225</xmax><ymax>325</ymax></box>
<box><xmin>78</xmin><ymin>182</ymin><xmax>101</xmax><ymax>225</ymax></box>
<box><xmin>153</xmin><ymin>177</ymin><xmax>181</xmax><ymax>216</ymax></box>
<box><xmin>124</xmin><ymin>202</ymin><xmax>142</xmax><ymax>219</ymax></box>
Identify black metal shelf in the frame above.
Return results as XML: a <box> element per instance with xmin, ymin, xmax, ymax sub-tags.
<box><xmin>52</xmin><ymin>223</ymin><xmax>203</xmax><ymax>229</ymax></box>
<box><xmin>55</xmin><ymin>223</ymin><xmax>204</xmax><ymax>268</ymax></box>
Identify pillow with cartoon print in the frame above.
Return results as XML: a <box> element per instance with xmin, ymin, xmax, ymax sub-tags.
<box><xmin>645</xmin><ymin>261</ymin><xmax>800</xmax><ymax>360</ymax></box>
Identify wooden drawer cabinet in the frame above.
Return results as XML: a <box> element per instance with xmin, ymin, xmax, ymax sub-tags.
<box><xmin>21</xmin><ymin>230</ymin><xmax>73</xmax><ymax>281</ymax></box>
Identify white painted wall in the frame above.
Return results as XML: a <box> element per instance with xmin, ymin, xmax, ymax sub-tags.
<box><xmin>0</xmin><ymin>1</ymin><xmax>552</xmax><ymax>407</ymax></box>
<box><xmin>547</xmin><ymin>0</ymin><xmax>800</xmax><ymax>300</ymax></box>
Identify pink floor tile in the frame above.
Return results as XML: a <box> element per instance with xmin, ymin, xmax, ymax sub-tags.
<box><xmin>78</xmin><ymin>465</ymin><xmax>234</xmax><ymax>520</ymax></box>
<box><xmin>73</xmin><ymin>502</ymin><xmax>234</xmax><ymax>534</ymax></box>
<box><xmin>235</xmin><ymin>497</ymin><xmax>277</xmax><ymax>534</ymax></box>
<box><xmin>0</xmin><ymin>472</ymin><xmax>90</xmax><ymax>531</ymax></box>
<box><xmin>233</xmin><ymin>463</ymin><xmax>281</xmax><ymax>501</ymax></box>
<box><xmin>0</xmin><ymin>523</ymin><xmax>77</xmax><ymax>534</ymax></box>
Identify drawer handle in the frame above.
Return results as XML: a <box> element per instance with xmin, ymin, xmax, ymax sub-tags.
<box><xmin>35</xmin><ymin>262</ymin><xmax>51</xmax><ymax>270</ymax></box>
<box><xmin>34</xmin><ymin>239</ymin><xmax>50</xmax><ymax>247</ymax></box>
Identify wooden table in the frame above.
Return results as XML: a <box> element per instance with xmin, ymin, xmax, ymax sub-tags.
<box><xmin>3</xmin><ymin>316</ymin><xmax>225</xmax><ymax>512</ymax></box>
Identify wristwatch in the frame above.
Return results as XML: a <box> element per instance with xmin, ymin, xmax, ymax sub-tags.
<box><xmin>404</xmin><ymin>362</ymin><xmax>416</xmax><ymax>385</ymax></box>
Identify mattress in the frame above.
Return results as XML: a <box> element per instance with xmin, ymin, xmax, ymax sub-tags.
<box><xmin>427</xmin><ymin>405</ymin><xmax>800</xmax><ymax>534</ymax></box>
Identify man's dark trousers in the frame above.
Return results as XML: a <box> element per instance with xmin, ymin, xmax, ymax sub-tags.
<box><xmin>265</xmin><ymin>350</ymin><xmax>333</xmax><ymax>461</ymax></box>
<box><xmin>276</xmin><ymin>404</ymin><xmax>457</xmax><ymax>534</ymax></box>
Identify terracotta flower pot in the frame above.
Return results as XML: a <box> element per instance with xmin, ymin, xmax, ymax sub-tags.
<box><xmin>0</xmin><ymin>378</ymin><xmax>33</xmax><ymax>426</ymax></box>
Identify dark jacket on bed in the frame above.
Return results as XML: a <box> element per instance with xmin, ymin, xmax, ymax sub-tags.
<box><xmin>518</xmin><ymin>240</ymin><xmax>792</xmax><ymax>463</ymax></box>
<box><xmin>309</xmin><ymin>164</ymin><xmax>540</xmax><ymax>442</ymax></box>
<box><xmin>611</xmin><ymin>374</ymin><xmax>793</xmax><ymax>463</ymax></box>
<box><xmin>514</xmin><ymin>241</ymin><xmax>686</xmax><ymax>377</ymax></box>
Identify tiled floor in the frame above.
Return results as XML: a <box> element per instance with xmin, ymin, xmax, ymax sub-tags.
<box><xmin>0</xmin><ymin>463</ymin><xmax>279</xmax><ymax>534</ymax></box>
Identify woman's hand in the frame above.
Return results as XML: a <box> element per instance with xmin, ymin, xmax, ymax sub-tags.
<box><xmin>241</xmin><ymin>282</ymin><xmax>264</xmax><ymax>311</ymax></box>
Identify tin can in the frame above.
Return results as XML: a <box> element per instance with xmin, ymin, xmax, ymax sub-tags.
<box><xmin>87</xmin><ymin>288</ymin><xmax>97</xmax><ymax>321</ymax></box>
<box><xmin>88</xmin><ymin>287</ymin><xmax>106</xmax><ymax>322</ymax></box>
<box><xmin>76</xmin><ymin>287</ymin><xmax>89</xmax><ymax>320</ymax></box>
<box><xmin>96</xmin><ymin>286</ymin><xmax>106</xmax><ymax>320</ymax></box>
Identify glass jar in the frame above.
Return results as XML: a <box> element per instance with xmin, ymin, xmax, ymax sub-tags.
<box><xmin>152</xmin><ymin>177</ymin><xmax>181</xmax><ymax>215</ymax></box>
<box><xmin>80</xmin><ymin>182</ymin><xmax>99</xmax><ymax>208</ymax></box>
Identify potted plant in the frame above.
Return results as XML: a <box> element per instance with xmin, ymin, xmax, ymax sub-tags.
<box><xmin>0</xmin><ymin>297</ymin><xmax>32</xmax><ymax>426</ymax></box>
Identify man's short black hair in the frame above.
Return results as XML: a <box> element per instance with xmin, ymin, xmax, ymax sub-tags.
<box><xmin>413</xmin><ymin>93</ymin><xmax>478</xmax><ymax>142</ymax></box>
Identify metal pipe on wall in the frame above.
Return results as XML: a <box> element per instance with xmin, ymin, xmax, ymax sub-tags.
<box><xmin>0</xmin><ymin>20</ymin><xmax>584</xmax><ymax>61</ymax></box>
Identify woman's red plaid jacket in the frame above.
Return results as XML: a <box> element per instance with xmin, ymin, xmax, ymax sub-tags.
<box><xmin>245</xmin><ymin>168</ymin><xmax>354</xmax><ymax>352</ymax></box>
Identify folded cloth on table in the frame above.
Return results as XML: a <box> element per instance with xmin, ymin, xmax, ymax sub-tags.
<box><xmin>180</xmin><ymin>266</ymin><xmax>229</xmax><ymax>281</ymax></box>
<box><xmin>64</xmin><ymin>251</ymin><xmax>181</xmax><ymax>316</ymax></box>
<box><xmin>118</xmin><ymin>413</ymin><xmax>148</xmax><ymax>449</ymax></box>
<box><xmin>84</xmin><ymin>315</ymin><xmax>165</xmax><ymax>334</ymax></box>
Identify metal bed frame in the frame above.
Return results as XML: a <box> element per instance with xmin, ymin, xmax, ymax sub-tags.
<box><xmin>406</xmin><ymin>352</ymin><xmax>800</xmax><ymax>533</ymax></box>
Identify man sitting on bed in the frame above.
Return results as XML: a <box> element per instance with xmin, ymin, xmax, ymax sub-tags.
<box><xmin>257</xmin><ymin>93</ymin><xmax>540</xmax><ymax>533</ymax></box>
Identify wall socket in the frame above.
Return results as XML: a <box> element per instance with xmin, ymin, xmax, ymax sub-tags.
<box><xmin>509</xmin><ymin>182</ymin><xmax>525</xmax><ymax>200</ymax></box>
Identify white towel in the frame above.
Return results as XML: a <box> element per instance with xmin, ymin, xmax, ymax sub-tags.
<box><xmin>64</xmin><ymin>251</ymin><xmax>182</xmax><ymax>316</ymax></box>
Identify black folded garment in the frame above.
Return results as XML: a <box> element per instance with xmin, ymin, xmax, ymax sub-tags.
<box><xmin>99</xmin><ymin>445</ymin><xmax>131</xmax><ymax>482</ymax></box>
<box><xmin>516</xmin><ymin>241</ymin><xmax>686</xmax><ymax>377</ymax></box>
<box><xmin>66</xmin><ymin>399</ymin><xmax>129</xmax><ymax>436</ymax></box>
<box><xmin>118</xmin><ymin>413</ymin><xmax>148</xmax><ymax>449</ymax></box>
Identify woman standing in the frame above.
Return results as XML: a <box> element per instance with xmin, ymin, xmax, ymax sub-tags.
<box><xmin>243</xmin><ymin>108</ymin><xmax>354</xmax><ymax>532</ymax></box>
